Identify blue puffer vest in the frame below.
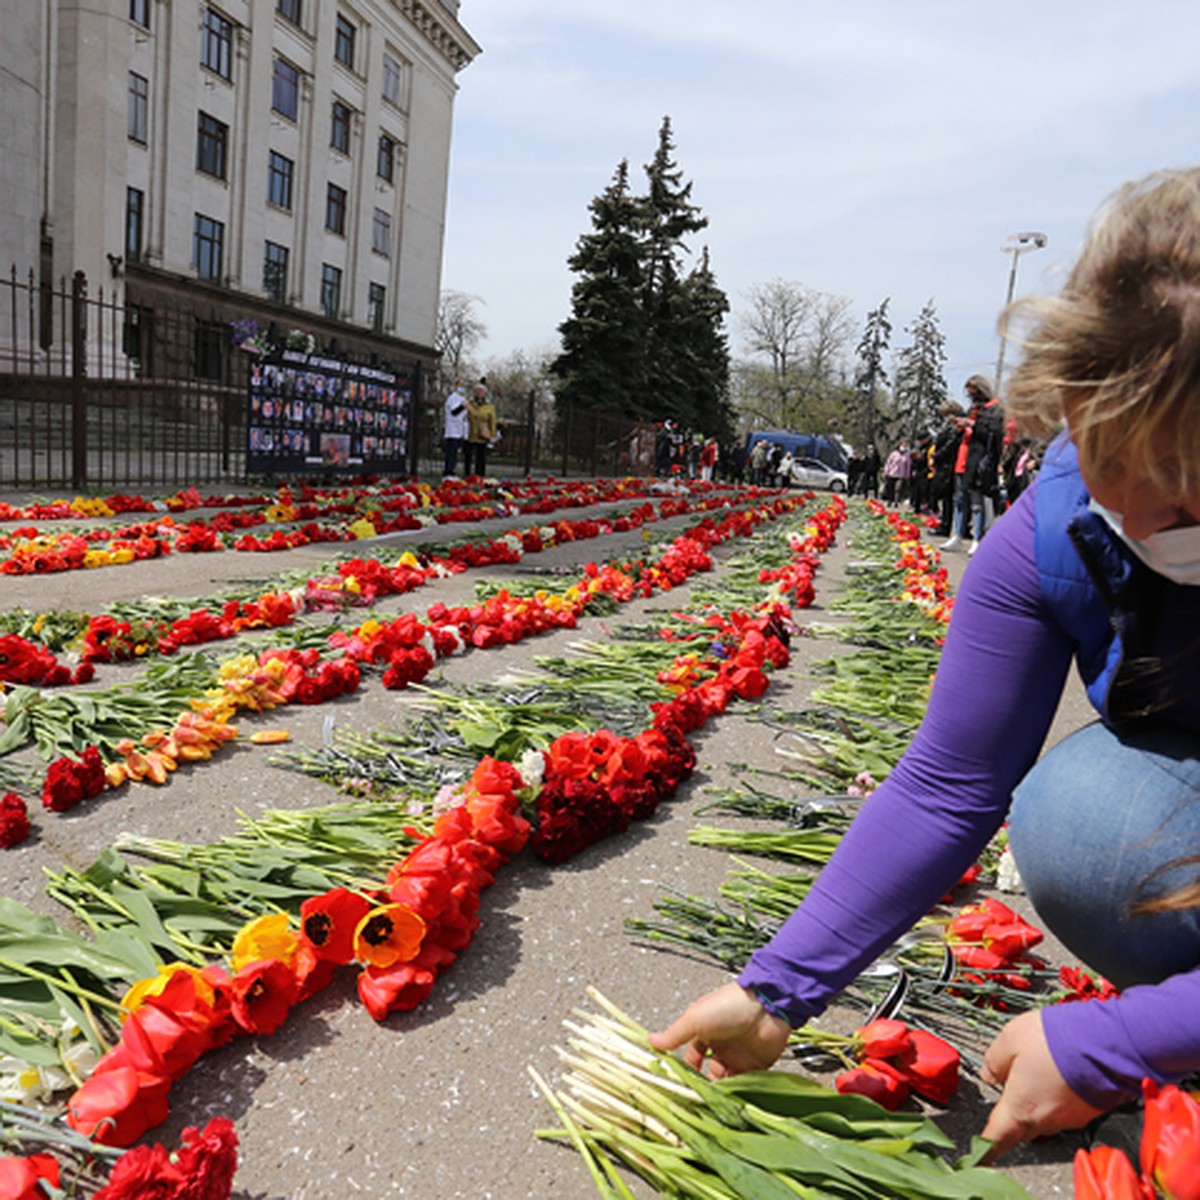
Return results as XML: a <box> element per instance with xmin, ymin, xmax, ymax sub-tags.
<box><xmin>1034</xmin><ymin>433</ymin><xmax>1163</xmax><ymax>726</ymax></box>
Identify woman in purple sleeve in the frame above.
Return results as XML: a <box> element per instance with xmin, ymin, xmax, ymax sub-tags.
<box><xmin>650</xmin><ymin>167</ymin><xmax>1200</xmax><ymax>1159</ymax></box>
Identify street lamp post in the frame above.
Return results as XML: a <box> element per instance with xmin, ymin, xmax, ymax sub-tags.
<box><xmin>994</xmin><ymin>231</ymin><xmax>1047</xmax><ymax>393</ymax></box>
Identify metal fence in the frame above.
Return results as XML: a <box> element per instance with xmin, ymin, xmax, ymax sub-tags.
<box><xmin>409</xmin><ymin>392</ymin><xmax>658</xmax><ymax>481</ymax></box>
<box><xmin>1</xmin><ymin>268</ymin><xmax>245</xmax><ymax>490</ymax></box>
<box><xmin>1</xmin><ymin>266</ymin><xmax>660</xmax><ymax>490</ymax></box>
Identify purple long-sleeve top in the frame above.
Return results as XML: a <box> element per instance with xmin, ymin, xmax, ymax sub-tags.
<box><xmin>738</xmin><ymin>484</ymin><xmax>1200</xmax><ymax>1108</ymax></box>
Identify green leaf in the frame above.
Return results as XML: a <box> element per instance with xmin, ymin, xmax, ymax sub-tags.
<box><xmin>0</xmin><ymin>710</ymin><xmax>31</xmax><ymax>757</ymax></box>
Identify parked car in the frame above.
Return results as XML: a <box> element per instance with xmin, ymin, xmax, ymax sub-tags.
<box><xmin>790</xmin><ymin>456</ymin><xmax>848</xmax><ymax>492</ymax></box>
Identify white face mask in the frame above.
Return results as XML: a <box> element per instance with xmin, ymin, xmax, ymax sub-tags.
<box><xmin>1089</xmin><ymin>499</ymin><xmax>1200</xmax><ymax>586</ymax></box>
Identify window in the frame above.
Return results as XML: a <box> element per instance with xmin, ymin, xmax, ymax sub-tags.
<box><xmin>123</xmin><ymin>304</ymin><xmax>153</xmax><ymax>369</ymax></box>
<box><xmin>325</xmin><ymin>184</ymin><xmax>347</xmax><ymax>235</ymax></box>
<box><xmin>194</xmin><ymin>320</ymin><xmax>224</xmax><ymax>381</ymax></box>
<box><xmin>128</xmin><ymin>72</ymin><xmax>148</xmax><ymax>143</ymax></box>
<box><xmin>193</xmin><ymin>213</ymin><xmax>224</xmax><ymax>281</ymax></box>
<box><xmin>382</xmin><ymin>53</ymin><xmax>403</xmax><ymax>106</ymax></box>
<box><xmin>130</xmin><ymin>0</ymin><xmax>150</xmax><ymax>28</ymax></box>
<box><xmin>267</xmin><ymin>151</ymin><xmax>294</xmax><ymax>209</ymax></box>
<box><xmin>263</xmin><ymin>241</ymin><xmax>289</xmax><ymax>302</ymax></box>
<box><xmin>125</xmin><ymin>188</ymin><xmax>145</xmax><ymax>262</ymax></box>
<box><xmin>272</xmin><ymin>58</ymin><xmax>299</xmax><ymax>121</ymax></box>
<box><xmin>320</xmin><ymin>264</ymin><xmax>342</xmax><ymax>319</ymax></box>
<box><xmin>196</xmin><ymin>112</ymin><xmax>228</xmax><ymax>180</ymax></box>
<box><xmin>334</xmin><ymin>15</ymin><xmax>356</xmax><ymax>69</ymax></box>
<box><xmin>276</xmin><ymin>0</ymin><xmax>301</xmax><ymax>23</ymax></box>
<box><xmin>200</xmin><ymin>8</ymin><xmax>233</xmax><ymax>80</ymax></box>
<box><xmin>377</xmin><ymin>134</ymin><xmax>395</xmax><ymax>183</ymax></box>
<box><xmin>371</xmin><ymin>207</ymin><xmax>391</xmax><ymax>256</ymax></box>
<box><xmin>330</xmin><ymin>100</ymin><xmax>351</xmax><ymax>154</ymax></box>
<box><xmin>367</xmin><ymin>282</ymin><xmax>386</xmax><ymax>333</ymax></box>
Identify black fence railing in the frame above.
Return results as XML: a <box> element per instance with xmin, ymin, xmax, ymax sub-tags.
<box><xmin>410</xmin><ymin>393</ymin><xmax>658</xmax><ymax>481</ymax></box>
<box><xmin>1</xmin><ymin>268</ymin><xmax>245</xmax><ymax>490</ymax></box>
<box><xmin>1</xmin><ymin>265</ymin><xmax>662</xmax><ymax>490</ymax></box>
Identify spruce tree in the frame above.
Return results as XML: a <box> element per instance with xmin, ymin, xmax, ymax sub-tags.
<box><xmin>551</xmin><ymin>160</ymin><xmax>647</xmax><ymax>418</ymax></box>
<box><xmin>892</xmin><ymin>300</ymin><xmax>949</xmax><ymax>439</ymax></box>
<box><xmin>853</xmin><ymin>299</ymin><xmax>892</xmax><ymax>450</ymax></box>
<box><xmin>640</xmin><ymin>117</ymin><xmax>710</xmax><ymax>423</ymax></box>
<box><xmin>672</xmin><ymin>248</ymin><xmax>733</xmax><ymax>438</ymax></box>
<box><xmin>553</xmin><ymin>120</ymin><xmax>730</xmax><ymax>433</ymax></box>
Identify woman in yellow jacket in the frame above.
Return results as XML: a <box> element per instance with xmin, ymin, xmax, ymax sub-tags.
<box><xmin>465</xmin><ymin>384</ymin><xmax>498</xmax><ymax>477</ymax></box>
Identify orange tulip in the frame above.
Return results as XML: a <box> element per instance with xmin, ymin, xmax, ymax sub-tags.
<box><xmin>353</xmin><ymin>902</ymin><xmax>426</xmax><ymax>969</ymax></box>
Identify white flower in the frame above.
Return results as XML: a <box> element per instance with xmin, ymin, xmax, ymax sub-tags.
<box><xmin>0</xmin><ymin>1056</ymin><xmax>71</xmax><ymax>1104</ymax></box>
<box><xmin>61</xmin><ymin>1036</ymin><xmax>100</xmax><ymax>1084</ymax></box>
<box><xmin>996</xmin><ymin>846</ymin><xmax>1025</xmax><ymax>894</ymax></box>
<box><xmin>516</xmin><ymin>748</ymin><xmax>546</xmax><ymax>792</ymax></box>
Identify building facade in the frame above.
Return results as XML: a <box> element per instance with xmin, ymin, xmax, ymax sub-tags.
<box><xmin>2</xmin><ymin>0</ymin><xmax>478</xmax><ymax>375</ymax></box>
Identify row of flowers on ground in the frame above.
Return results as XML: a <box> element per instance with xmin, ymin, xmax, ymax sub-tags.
<box><xmin>0</xmin><ymin>490</ymin><xmax>759</xmax><ymax>683</ymax></box>
<box><xmin>0</xmin><ymin>492</ymin><xmax>813</xmax><ymax>845</ymax></box>
<box><xmin>0</xmin><ymin>499</ymin><xmax>847</xmax><ymax>1194</ymax></box>
<box><xmin>0</xmin><ymin>477</ymin><xmax>770</xmax><ymax>575</ymax></box>
<box><xmin>0</xmin><ymin>474</ymin><xmax>686</xmax><ymax>525</ymax></box>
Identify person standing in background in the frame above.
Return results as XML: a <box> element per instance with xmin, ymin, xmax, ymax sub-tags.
<box><xmin>465</xmin><ymin>383</ymin><xmax>497</xmax><ymax>477</ymax></box>
<box><xmin>442</xmin><ymin>379</ymin><xmax>468</xmax><ymax>478</ymax></box>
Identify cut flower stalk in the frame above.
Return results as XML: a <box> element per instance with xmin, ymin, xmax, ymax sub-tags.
<box><xmin>533</xmin><ymin>988</ymin><xmax>1031</xmax><ymax>1198</ymax></box>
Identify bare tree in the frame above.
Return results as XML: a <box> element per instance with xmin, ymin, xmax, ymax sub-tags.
<box><xmin>736</xmin><ymin>280</ymin><xmax>854</xmax><ymax>432</ymax></box>
<box><xmin>435</xmin><ymin>290</ymin><xmax>487</xmax><ymax>394</ymax></box>
<box><xmin>802</xmin><ymin>294</ymin><xmax>855</xmax><ymax>410</ymax></box>
<box><xmin>739</xmin><ymin>280</ymin><xmax>814</xmax><ymax>426</ymax></box>
<box><xmin>482</xmin><ymin>346</ymin><xmax>558</xmax><ymax>439</ymax></box>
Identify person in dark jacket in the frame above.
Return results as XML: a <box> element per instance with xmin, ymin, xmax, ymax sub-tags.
<box><xmin>943</xmin><ymin>374</ymin><xmax>1005</xmax><ymax>554</ymax></box>
<box><xmin>931</xmin><ymin>402</ymin><xmax>965</xmax><ymax>536</ymax></box>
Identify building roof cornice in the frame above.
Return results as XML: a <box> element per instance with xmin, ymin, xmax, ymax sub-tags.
<box><xmin>394</xmin><ymin>1</ymin><xmax>480</xmax><ymax>72</ymax></box>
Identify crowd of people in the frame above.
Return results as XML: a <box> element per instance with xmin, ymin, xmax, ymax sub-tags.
<box><xmin>653</xmin><ymin>422</ymin><xmax>744</xmax><ymax>483</ymax></box>
<box><xmin>843</xmin><ymin>384</ymin><xmax>1044</xmax><ymax>555</ymax></box>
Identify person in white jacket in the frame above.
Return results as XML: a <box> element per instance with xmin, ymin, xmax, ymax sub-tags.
<box><xmin>442</xmin><ymin>379</ymin><xmax>468</xmax><ymax>478</ymax></box>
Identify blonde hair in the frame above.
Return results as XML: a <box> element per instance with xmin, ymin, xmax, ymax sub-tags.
<box><xmin>1002</xmin><ymin>168</ymin><xmax>1200</xmax><ymax>501</ymax></box>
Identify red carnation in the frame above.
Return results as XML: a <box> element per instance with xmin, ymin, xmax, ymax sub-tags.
<box><xmin>0</xmin><ymin>793</ymin><xmax>30</xmax><ymax>848</ymax></box>
<box><xmin>42</xmin><ymin>746</ymin><xmax>107</xmax><ymax>812</ymax></box>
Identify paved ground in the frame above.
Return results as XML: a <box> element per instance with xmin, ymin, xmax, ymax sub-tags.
<box><xmin>0</xmin><ymin>487</ymin><xmax>1085</xmax><ymax>1198</ymax></box>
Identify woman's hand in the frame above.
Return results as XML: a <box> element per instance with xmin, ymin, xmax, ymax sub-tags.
<box><xmin>648</xmin><ymin>982</ymin><xmax>792</xmax><ymax>1078</ymax></box>
<box><xmin>980</xmin><ymin>1009</ymin><xmax>1105</xmax><ymax>1161</ymax></box>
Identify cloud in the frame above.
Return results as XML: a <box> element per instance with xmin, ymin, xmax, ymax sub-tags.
<box><xmin>443</xmin><ymin>3</ymin><xmax>1200</xmax><ymax>386</ymax></box>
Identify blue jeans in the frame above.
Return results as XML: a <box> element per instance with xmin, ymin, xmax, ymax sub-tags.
<box><xmin>443</xmin><ymin>436</ymin><xmax>462</xmax><ymax>477</ymax></box>
<box><xmin>1009</xmin><ymin>721</ymin><xmax>1200</xmax><ymax>988</ymax></box>
<box><xmin>954</xmin><ymin>476</ymin><xmax>989</xmax><ymax>540</ymax></box>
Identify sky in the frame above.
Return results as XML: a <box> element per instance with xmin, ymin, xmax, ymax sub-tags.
<box><xmin>440</xmin><ymin>2</ymin><xmax>1200</xmax><ymax>397</ymax></box>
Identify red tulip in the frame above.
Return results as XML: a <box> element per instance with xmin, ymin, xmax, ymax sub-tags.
<box><xmin>299</xmin><ymin>887</ymin><xmax>373</xmax><ymax>964</ymax></box>
<box><xmin>854</xmin><ymin>1018</ymin><xmax>912</xmax><ymax>1060</ymax></box>
<box><xmin>0</xmin><ymin>1153</ymin><xmax>60</xmax><ymax>1199</ymax></box>
<box><xmin>66</xmin><ymin>1064</ymin><xmax>172</xmax><ymax>1147</ymax></box>
<box><xmin>1073</xmin><ymin>1145</ymin><xmax>1151</xmax><ymax>1200</ymax></box>
<box><xmin>1142</xmin><ymin>1079</ymin><xmax>1200</xmax><ymax>1199</ymax></box>
<box><xmin>891</xmin><ymin>1028</ymin><xmax>960</xmax><ymax>1105</ymax></box>
<box><xmin>835</xmin><ymin>1062</ymin><xmax>910</xmax><ymax>1110</ymax></box>
<box><xmin>228</xmin><ymin>958</ymin><xmax>298</xmax><ymax>1036</ymax></box>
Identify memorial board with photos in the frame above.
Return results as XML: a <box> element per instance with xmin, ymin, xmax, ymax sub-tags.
<box><xmin>246</xmin><ymin>349</ymin><xmax>413</xmax><ymax>476</ymax></box>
